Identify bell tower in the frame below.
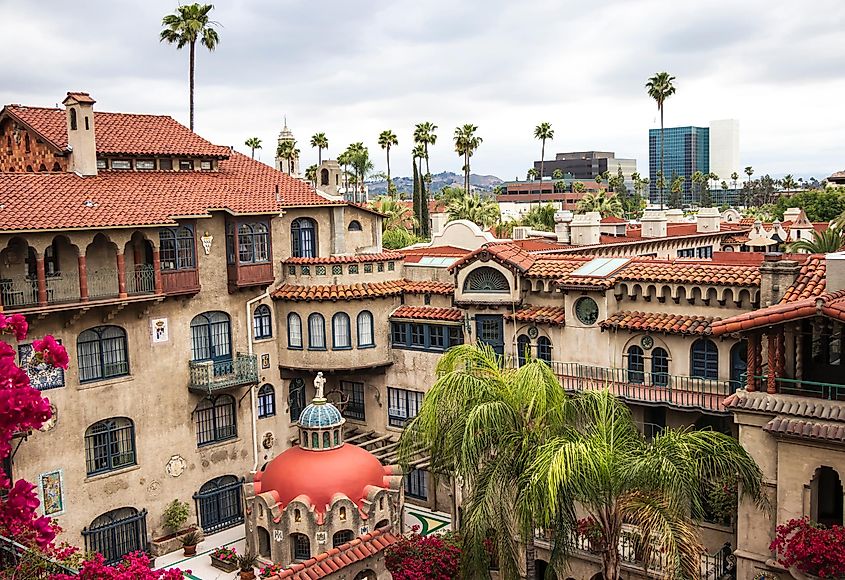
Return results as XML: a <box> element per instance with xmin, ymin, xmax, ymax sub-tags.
<box><xmin>275</xmin><ymin>117</ymin><xmax>300</xmax><ymax>177</ymax></box>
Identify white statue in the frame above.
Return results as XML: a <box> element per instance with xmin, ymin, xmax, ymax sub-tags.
<box><xmin>314</xmin><ymin>372</ymin><xmax>326</xmax><ymax>399</ymax></box>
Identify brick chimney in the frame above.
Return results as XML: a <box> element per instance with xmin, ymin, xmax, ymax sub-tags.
<box><xmin>759</xmin><ymin>253</ymin><xmax>802</xmax><ymax>307</ymax></box>
<box><xmin>826</xmin><ymin>251</ymin><xmax>845</xmax><ymax>293</ymax></box>
<box><xmin>62</xmin><ymin>92</ymin><xmax>97</xmax><ymax>176</ymax></box>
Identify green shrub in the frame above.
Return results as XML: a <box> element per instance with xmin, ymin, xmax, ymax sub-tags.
<box><xmin>162</xmin><ymin>499</ymin><xmax>190</xmax><ymax>532</ymax></box>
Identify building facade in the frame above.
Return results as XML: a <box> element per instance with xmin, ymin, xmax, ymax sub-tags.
<box><xmin>533</xmin><ymin>151</ymin><xmax>637</xmax><ymax>191</ymax></box>
<box><xmin>649</xmin><ymin>126</ymin><xmax>709</xmax><ymax>204</ymax></box>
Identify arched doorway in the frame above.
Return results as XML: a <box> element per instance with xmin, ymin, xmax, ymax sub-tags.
<box><xmin>257</xmin><ymin>526</ymin><xmax>271</xmax><ymax>557</ymax></box>
<box><xmin>730</xmin><ymin>340</ymin><xmax>747</xmax><ymax>392</ymax></box>
<box><xmin>811</xmin><ymin>466</ymin><xmax>844</xmax><ymax>527</ymax></box>
<box><xmin>191</xmin><ymin>312</ymin><xmax>233</xmax><ymax>374</ymax></box>
<box><xmin>194</xmin><ymin>475</ymin><xmax>244</xmax><ymax>533</ymax></box>
<box><xmin>535</xmin><ymin>559</ymin><xmax>556</xmax><ymax>579</ymax></box>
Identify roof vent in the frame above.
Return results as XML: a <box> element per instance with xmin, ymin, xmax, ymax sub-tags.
<box><xmin>83</xmin><ymin>199</ymin><xmax>97</xmax><ymax>208</ymax></box>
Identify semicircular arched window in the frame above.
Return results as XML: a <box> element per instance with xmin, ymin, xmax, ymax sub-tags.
<box><xmin>463</xmin><ymin>267</ymin><xmax>510</xmax><ymax>293</ymax></box>
<box><xmin>84</xmin><ymin>417</ymin><xmax>136</xmax><ymax>475</ymax></box>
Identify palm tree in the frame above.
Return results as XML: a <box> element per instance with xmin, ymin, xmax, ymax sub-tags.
<box><xmin>744</xmin><ymin>166</ymin><xmax>754</xmax><ymax>186</ymax></box>
<box><xmin>276</xmin><ymin>140</ymin><xmax>300</xmax><ymax>176</ymax></box>
<box><xmin>690</xmin><ymin>171</ymin><xmax>704</xmax><ymax>206</ymax></box>
<box><xmin>530</xmin><ymin>389</ymin><xmax>765</xmax><ymax>580</ymax></box>
<box><xmin>552</xmin><ymin>169</ymin><xmax>564</xmax><ymax>180</ymax></box>
<box><xmin>304</xmin><ymin>164</ymin><xmax>317</xmax><ymax>185</ymax></box>
<box><xmin>527</xmin><ymin>168</ymin><xmax>539</xmax><ymax>181</ymax></box>
<box><xmin>572</xmin><ymin>181</ymin><xmax>586</xmax><ymax>194</ymax></box>
<box><xmin>781</xmin><ymin>174</ymin><xmax>797</xmax><ymax>191</ymax></box>
<box><xmin>310</xmin><ymin>133</ymin><xmax>328</xmax><ymax>165</ymax></box>
<box><xmin>244</xmin><ymin>137</ymin><xmax>262</xmax><ymax>159</ymax></box>
<box><xmin>789</xmin><ymin>227</ymin><xmax>845</xmax><ymax>254</ymax></box>
<box><xmin>453</xmin><ymin>124</ymin><xmax>482</xmax><ymax>195</ymax></box>
<box><xmin>348</xmin><ymin>142</ymin><xmax>373</xmax><ymax>203</ymax></box>
<box><xmin>399</xmin><ymin>345</ymin><xmax>571</xmax><ymax>578</ymax></box>
<box><xmin>160</xmin><ymin>3</ymin><xmax>220</xmax><ymax>131</ymax></box>
<box><xmin>520</xmin><ymin>203</ymin><xmax>556</xmax><ymax>231</ymax></box>
<box><xmin>534</xmin><ymin>122</ymin><xmax>554</xmax><ymax>206</ymax></box>
<box><xmin>646</xmin><ymin>72</ymin><xmax>677</xmax><ymax>210</ymax></box>
<box><xmin>413</xmin><ymin>122</ymin><xmax>438</xmax><ymax>182</ymax></box>
<box><xmin>446</xmin><ymin>193</ymin><xmax>500</xmax><ymax>228</ymax></box>
<box><xmin>337</xmin><ymin>151</ymin><xmax>350</xmax><ymax>195</ymax></box>
<box><xmin>378</xmin><ymin>130</ymin><xmax>399</xmax><ymax>194</ymax></box>
<box><xmin>576</xmin><ymin>191</ymin><xmax>623</xmax><ymax>218</ymax></box>
<box><xmin>369</xmin><ymin>195</ymin><xmax>414</xmax><ymax>231</ymax></box>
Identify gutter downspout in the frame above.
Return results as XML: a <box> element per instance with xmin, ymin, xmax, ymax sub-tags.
<box><xmin>247</xmin><ymin>288</ymin><xmax>271</xmax><ymax>473</ymax></box>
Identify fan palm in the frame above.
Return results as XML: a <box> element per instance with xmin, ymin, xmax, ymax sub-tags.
<box><xmin>304</xmin><ymin>164</ymin><xmax>317</xmax><ymax>185</ymax></box>
<box><xmin>310</xmin><ymin>133</ymin><xmax>329</xmax><ymax>165</ymax></box>
<box><xmin>788</xmin><ymin>227</ymin><xmax>845</xmax><ymax>254</ymax></box>
<box><xmin>399</xmin><ymin>345</ymin><xmax>572</xmax><ymax>579</ymax></box>
<box><xmin>369</xmin><ymin>195</ymin><xmax>414</xmax><ymax>231</ymax></box>
<box><xmin>454</xmin><ymin>124</ymin><xmax>482</xmax><ymax>195</ymax></box>
<box><xmin>347</xmin><ymin>143</ymin><xmax>373</xmax><ymax>203</ymax></box>
<box><xmin>446</xmin><ymin>193</ymin><xmax>500</xmax><ymax>228</ymax></box>
<box><xmin>529</xmin><ymin>389</ymin><xmax>765</xmax><ymax>580</ymax></box>
<box><xmin>244</xmin><ymin>137</ymin><xmax>262</xmax><ymax>159</ymax></box>
<box><xmin>690</xmin><ymin>171</ymin><xmax>704</xmax><ymax>206</ymax></box>
<box><xmin>413</xmin><ymin>122</ymin><xmax>438</xmax><ymax>181</ymax></box>
<box><xmin>646</xmin><ymin>72</ymin><xmax>676</xmax><ymax>210</ymax></box>
<box><xmin>337</xmin><ymin>151</ymin><xmax>350</xmax><ymax>194</ymax></box>
<box><xmin>378</xmin><ymin>130</ymin><xmax>399</xmax><ymax>193</ymax></box>
<box><xmin>534</xmin><ymin>122</ymin><xmax>554</xmax><ymax>207</ymax></box>
<box><xmin>520</xmin><ymin>203</ymin><xmax>556</xmax><ymax>231</ymax></box>
<box><xmin>576</xmin><ymin>191</ymin><xmax>623</xmax><ymax>218</ymax></box>
<box><xmin>276</xmin><ymin>140</ymin><xmax>300</xmax><ymax>175</ymax></box>
<box><xmin>160</xmin><ymin>3</ymin><xmax>220</xmax><ymax>131</ymax></box>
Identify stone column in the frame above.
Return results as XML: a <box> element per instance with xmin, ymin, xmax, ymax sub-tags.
<box><xmin>747</xmin><ymin>334</ymin><xmax>758</xmax><ymax>392</ymax></box>
<box><xmin>116</xmin><ymin>252</ymin><xmax>127</xmax><ymax>298</ymax></box>
<box><xmin>152</xmin><ymin>250</ymin><xmax>163</xmax><ymax>295</ymax></box>
<box><xmin>36</xmin><ymin>256</ymin><xmax>47</xmax><ymax>306</ymax></box>
<box><xmin>767</xmin><ymin>332</ymin><xmax>777</xmax><ymax>394</ymax></box>
<box><xmin>78</xmin><ymin>254</ymin><xmax>89</xmax><ymax>302</ymax></box>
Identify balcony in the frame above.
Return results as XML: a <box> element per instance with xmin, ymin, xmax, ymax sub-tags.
<box><xmin>547</xmin><ymin>362</ymin><xmax>736</xmax><ymax>413</ymax></box>
<box><xmin>161</xmin><ymin>268</ymin><xmax>200</xmax><ymax>295</ymax></box>
<box><xmin>753</xmin><ymin>375</ymin><xmax>845</xmax><ymax>401</ymax></box>
<box><xmin>188</xmin><ymin>353</ymin><xmax>259</xmax><ymax>394</ymax></box>
<box><xmin>227</xmin><ymin>262</ymin><xmax>274</xmax><ymax>291</ymax></box>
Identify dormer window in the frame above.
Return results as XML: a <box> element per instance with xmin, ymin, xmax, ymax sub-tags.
<box><xmin>69</xmin><ymin>109</ymin><xmax>78</xmax><ymax>131</ymax></box>
<box><xmin>111</xmin><ymin>160</ymin><xmax>131</xmax><ymax>170</ymax></box>
<box><xmin>136</xmin><ymin>160</ymin><xmax>155</xmax><ymax>170</ymax></box>
<box><xmin>200</xmin><ymin>160</ymin><xmax>212</xmax><ymax>170</ymax></box>
<box><xmin>96</xmin><ymin>159</ymin><xmax>107</xmax><ymax>170</ymax></box>
<box><xmin>179</xmin><ymin>160</ymin><xmax>194</xmax><ymax>171</ymax></box>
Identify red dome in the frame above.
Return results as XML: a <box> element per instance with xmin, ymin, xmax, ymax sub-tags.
<box><xmin>256</xmin><ymin>444</ymin><xmax>388</xmax><ymax>513</ymax></box>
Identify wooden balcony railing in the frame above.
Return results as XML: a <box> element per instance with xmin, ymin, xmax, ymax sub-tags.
<box><xmin>227</xmin><ymin>262</ymin><xmax>274</xmax><ymax>291</ymax></box>
<box><xmin>188</xmin><ymin>353</ymin><xmax>259</xmax><ymax>394</ymax></box>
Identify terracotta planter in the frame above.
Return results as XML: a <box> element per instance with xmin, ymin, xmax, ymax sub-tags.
<box><xmin>210</xmin><ymin>555</ymin><xmax>239</xmax><ymax>573</ymax></box>
<box><xmin>183</xmin><ymin>544</ymin><xmax>197</xmax><ymax>556</ymax></box>
<box><xmin>240</xmin><ymin>570</ymin><xmax>256</xmax><ymax>580</ymax></box>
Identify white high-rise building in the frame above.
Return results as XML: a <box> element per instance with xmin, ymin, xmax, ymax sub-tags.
<box><xmin>708</xmin><ymin>119</ymin><xmax>740</xmax><ymax>182</ymax></box>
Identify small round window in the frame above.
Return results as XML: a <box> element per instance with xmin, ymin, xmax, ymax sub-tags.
<box><xmin>574</xmin><ymin>297</ymin><xmax>599</xmax><ymax>325</ymax></box>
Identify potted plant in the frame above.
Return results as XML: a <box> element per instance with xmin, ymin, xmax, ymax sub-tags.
<box><xmin>577</xmin><ymin>516</ymin><xmax>605</xmax><ymax>553</ymax></box>
<box><xmin>260</xmin><ymin>563</ymin><xmax>286</xmax><ymax>578</ymax></box>
<box><xmin>236</xmin><ymin>551</ymin><xmax>259</xmax><ymax>580</ymax></box>
<box><xmin>180</xmin><ymin>530</ymin><xmax>202</xmax><ymax>556</ymax></box>
<box><xmin>770</xmin><ymin>517</ymin><xmax>845</xmax><ymax>580</ymax></box>
<box><xmin>163</xmin><ymin>499</ymin><xmax>190</xmax><ymax>534</ymax></box>
<box><xmin>210</xmin><ymin>546</ymin><xmax>239</xmax><ymax>573</ymax></box>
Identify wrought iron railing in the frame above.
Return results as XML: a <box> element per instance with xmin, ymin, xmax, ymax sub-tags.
<box><xmin>126</xmin><ymin>265</ymin><xmax>155</xmax><ymax>295</ymax></box>
<box><xmin>87</xmin><ymin>269</ymin><xmax>119</xmax><ymax>299</ymax></box>
<box><xmin>46</xmin><ymin>272</ymin><xmax>80</xmax><ymax>303</ymax></box>
<box><xmin>193</xmin><ymin>478</ymin><xmax>245</xmax><ymax>534</ymax></box>
<box><xmin>0</xmin><ymin>534</ymin><xmax>78</xmax><ymax>577</ymax></box>
<box><xmin>188</xmin><ymin>353</ymin><xmax>259</xmax><ymax>394</ymax></box>
<box><xmin>545</xmin><ymin>362</ymin><xmax>735</xmax><ymax>413</ymax></box>
<box><xmin>754</xmin><ymin>375</ymin><xmax>845</xmax><ymax>401</ymax></box>
<box><xmin>82</xmin><ymin>509</ymin><xmax>148</xmax><ymax>566</ymax></box>
<box><xmin>0</xmin><ymin>278</ymin><xmax>38</xmax><ymax>307</ymax></box>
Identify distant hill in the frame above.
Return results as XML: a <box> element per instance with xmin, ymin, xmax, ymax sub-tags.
<box><xmin>367</xmin><ymin>171</ymin><xmax>502</xmax><ymax>197</ymax></box>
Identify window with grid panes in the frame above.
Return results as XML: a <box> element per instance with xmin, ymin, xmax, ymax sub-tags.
<box><xmin>84</xmin><ymin>418</ymin><xmax>136</xmax><ymax>475</ymax></box>
<box><xmin>77</xmin><ymin>326</ymin><xmax>129</xmax><ymax>382</ymax></box>
<box><xmin>195</xmin><ymin>395</ymin><xmax>237</xmax><ymax>446</ymax></box>
<box><xmin>404</xmin><ymin>469</ymin><xmax>428</xmax><ymax>499</ymax></box>
<box><xmin>410</xmin><ymin>324</ymin><xmax>426</xmax><ymax>347</ymax></box>
<box><xmin>387</xmin><ymin>387</ymin><xmax>424</xmax><ymax>427</ymax></box>
<box><xmin>341</xmin><ymin>381</ymin><xmax>365</xmax><ymax>420</ymax></box>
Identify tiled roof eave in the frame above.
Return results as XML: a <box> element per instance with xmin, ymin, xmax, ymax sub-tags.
<box><xmin>2</xmin><ymin>107</ymin><xmax>66</xmax><ymax>152</ymax></box>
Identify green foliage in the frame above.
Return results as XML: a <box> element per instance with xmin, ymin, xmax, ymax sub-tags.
<box><xmin>774</xmin><ymin>188</ymin><xmax>845</xmax><ymax>222</ymax></box>
<box><xmin>788</xmin><ymin>227</ymin><xmax>845</xmax><ymax>254</ymax></box>
<box><xmin>180</xmin><ymin>530</ymin><xmax>202</xmax><ymax>546</ymax></box>
<box><xmin>162</xmin><ymin>499</ymin><xmax>190</xmax><ymax>532</ymax></box>
<box><xmin>369</xmin><ymin>195</ymin><xmax>413</xmax><ymax>232</ymax></box>
<box><xmin>552</xmin><ymin>169</ymin><xmax>564</xmax><ymax>180</ymax></box>
<box><xmin>621</xmin><ymin>192</ymin><xmax>646</xmax><ymax>220</ymax></box>
<box><xmin>519</xmin><ymin>203</ymin><xmax>556</xmax><ymax>231</ymax></box>
<box><xmin>412</xmin><ymin>156</ymin><xmax>422</xmax><ymax>235</ymax></box>
<box><xmin>383</xmin><ymin>227</ymin><xmax>420</xmax><ymax>250</ymax></box>
<box><xmin>446</xmin><ymin>190</ymin><xmax>500</xmax><ymax>228</ymax></box>
<box><xmin>576</xmin><ymin>191</ymin><xmax>623</xmax><ymax>218</ymax></box>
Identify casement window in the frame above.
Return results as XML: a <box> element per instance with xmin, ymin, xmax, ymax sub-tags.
<box><xmin>357</xmin><ymin>311</ymin><xmax>374</xmax><ymax>347</ymax></box>
<box><xmin>237</xmin><ymin>223</ymin><xmax>270</xmax><ymax>263</ymax></box>
<box><xmin>340</xmin><ymin>381</ymin><xmax>365</xmax><ymax>421</ymax></box>
<box><xmin>332</xmin><ymin>313</ymin><xmax>351</xmax><ymax>349</ymax></box>
<box><xmin>111</xmin><ymin>160</ymin><xmax>131</xmax><ymax>170</ymax></box>
<box><xmin>287</xmin><ymin>313</ymin><xmax>303</xmax><ymax>349</ymax></box>
<box><xmin>84</xmin><ymin>417</ymin><xmax>136</xmax><ymax>475</ymax></box>
<box><xmin>136</xmin><ymin>160</ymin><xmax>155</xmax><ymax>170</ymax></box>
<box><xmin>308</xmin><ymin>313</ymin><xmax>326</xmax><ymax>350</ymax></box>
<box><xmin>291</xmin><ymin>218</ymin><xmax>317</xmax><ymax>258</ymax></box>
<box><xmin>159</xmin><ymin>226</ymin><xmax>196</xmax><ymax>271</ymax></box>
<box><xmin>253</xmin><ymin>305</ymin><xmax>272</xmax><ymax>339</ymax></box>
<box><xmin>390</xmin><ymin>322</ymin><xmax>463</xmax><ymax>353</ymax></box>
<box><xmin>195</xmin><ymin>395</ymin><xmax>237</xmax><ymax>446</ymax></box>
<box><xmin>387</xmin><ymin>387</ymin><xmax>423</xmax><ymax>428</ymax></box>
<box><xmin>691</xmin><ymin>339</ymin><xmax>719</xmax><ymax>380</ymax></box>
<box><xmin>77</xmin><ymin>326</ymin><xmax>129</xmax><ymax>382</ymax></box>
<box><xmin>404</xmin><ymin>469</ymin><xmax>428</xmax><ymax>500</ymax></box>
<box><xmin>257</xmin><ymin>384</ymin><xmax>275</xmax><ymax>418</ymax></box>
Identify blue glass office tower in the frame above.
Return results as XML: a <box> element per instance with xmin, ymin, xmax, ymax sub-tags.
<box><xmin>648</xmin><ymin>126</ymin><xmax>709</xmax><ymax>206</ymax></box>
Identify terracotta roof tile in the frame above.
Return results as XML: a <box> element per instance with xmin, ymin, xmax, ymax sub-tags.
<box><xmin>402</xmin><ymin>280</ymin><xmax>455</xmax><ymax>295</ymax></box>
<box><xmin>391</xmin><ymin>306</ymin><xmax>463</xmax><ymax>322</ymax></box>
<box><xmin>282</xmin><ymin>252</ymin><xmax>404</xmax><ymax>265</ymax></box>
<box><xmin>600</xmin><ymin>311</ymin><xmax>719</xmax><ymax>336</ymax></box>
<box><xmin>505</xmin><ymin>305</ymin><xmax>566</xmax><ymax>326</ymax></box>
<box><xmin>449</xmin><ymin>242</ymin><xmax>536</xmax><ymax>273</ymax></box>
<box><xmin>270</xmin><ymin>529</ymin><xmax>399</xmax><ymax>579</ymax></box>
<box><xmin>780</xmin><ymin>255</ymin><xmax>826</xmax><ymax>302</ymax></box>
<box><xmin>711</xmin><ymin>289</ymin><xmax>845</xmax><ymax>336</ymax></box>
<box><xmin>616</xmin><ymin>262</ymin><xmax>760</xmax><ymax>287</ymax></box>
<box><xmin>0</xmin><ymin>152</ymin><xmax>335</xmax><ymax>231</ymax></box>
<box><xmin>764</xmin><ymin>416</ymin><xmax>845</xmax><ymax>442</ymax></box>
<box><xmin>723</xmin><ymin>390</ymin><xmax>845</xmax><ymax>422</ymax></box>
<box><xmin>510</xmin><ymin>238</ymin><xmax>570</xmax><ymax>252</ymax></box>
<box><xmin>525</xmin><ymin>256</ymin><xmax>592</xmax><ymax>278</ymax></box>
<box><xmin>271</xmin><ymin>280</ymin><xmax>406</xmax><ymax>301</ymax></box>
<box><xmin>600</xmin><ymin>216</ymin><xmax>627</xmax><ymax>224</ymax></box>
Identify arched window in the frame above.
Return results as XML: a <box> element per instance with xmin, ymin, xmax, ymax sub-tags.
<box><xmin>294</xmin><ymin>509</ymin><xmax>302</xmax><ymax>522</ymax></box>
<box><xmin>332</xmin><ymin>313</ymin><xmax>351</xmax><ymax>349</ymax></box>
<box><xmin>323</xmin><ymin>431</ymin><xmax>331</xmax><ymax>447</ymax></box>
<box><xmin>195</xmin><ymin>395</ymin><xmax>237</xmax><ymax>446</ymax></box>
<box><xmin>84</xmin><ymin>417</ymin><xmax>136</xmax><ymax>475</ymax></box>
<box><xmin>287</xmin><ymin>313</ymin><xmax>303</xmax><ymax>349</ymax></box>
<box><xmin>24</xmin><ymin>134</ymin><xmax>30</xmax><ymax>153</ymax></box>
<box><xmin>291</xmin><ymin>218</ymin><xmax>317</xmax><ymax>258</ymax></box>
<box><xmin>253</xmin><ymin>304</ymin><xmax>272</xmax><ymax>339</ymax></box>
<box><xmin>159</xmin><ymin>226</ymin><xmax>195</xmax><ymax>270</ymax></box>
<box><xmin>320</xmin><ymin>168</ymin><xmax>329</xmax><ymax>186</ymax></box>
<box><xmin>191</xmin><ymin>312</ymin><xmax>232</xmax><ymax>367</ymax></box>
<box><xmin>333</xmin><ymin>530</ymin><xmax>354</xmax><ymax>548</ymax></box>
<box><xmin>77</xmin><ymin>326</ymin><xmax>129</xmax><ymax>382</ymax></box>
<box><xmin>334</xmin><ymin>430</ymin><xmax>340</xmax><ymax>445</ymax></box>
<box><xmin>311</xmin><ymin>432</ymin><xmax>319</xmax><ymax>448</ymax></box>
<box><xmin>652</xmin><ymin>347</ymin><xmax>669</xmax><ymax>387</ymax></box>
<box><xmin>83</xmin><ymin>507</ymin><xmax>146</xmax><ymax>565</ymax></box>
<box><xmin>357</xmin><ymin>311</ymin><xmax>374</xmax><ymax>347</ymax></box>
<box><xmin>258</xmin><ymin>384</ymin><xmax>275</xmax><ymax>418</ymax></box>
<box><xmin>291</xmin><ymin>533</ymin><xmax>310</xmax><ymax>561</ymax></box>
<box><xmin>811</xmin><ymin>466</ymin><xmax>844</xmax><ymax>527</ymax></box>
<box><xmin>38</xmin><ymin>163</ymin><xmax>47</xmax><ymax>172</ymax></box>
<box><xmin>70</xmin><ymin>108</ymin><xmax>78</xmax><ymax>131</ymax></box>
<box><xmin>348</xmin><ymin>220</ymin><xmax>363</xmax><ymax>232</ymax></box>
<box><xmin>353</xmin><ymin>570</ymin><xmax>377</xmax><ymax>580</ymax></box>
<box><xmin>195</xmin><ymin>475</ymin><xmax>244</xmax><ymax>533</ymax></box>
<box><xmin>516</xmin><ymin>334</ymin><xmax>531</xmax><ymax>366</ymax></box>
<box><xmin>289</xmin><ymin>378</ymin><xmax>306</xmax><ymax>421</ymax></box>
<box><xmin>52</xmin><ymin>162</ymin><xmax>61</xmax><ymax>172</ymax></box>
<box><xmin>627</xmin><ymin>345</ymin><xmax>644</xmax><ymax>384</ymax></box>
<box><xmin>691</xmin><ymin>339</ymin><xmax>718</xmax><ymax>380</ymax></box>
<box><xmin>308</xmin><ymin>313</ymin><xmax>326</xmax><ymax>350</ymax></box>
<box><xmin>463</xmin><ymin>267</ymin><xmax>510</xmax><ymax>293</ymax></box>
<box><xmin>258</xmin><ymin>527</ymin><xmax>271</xmax><ymax>558</ymax></box>
<box><xmin>730</xmin><ymin>341</ymin><xmax>747</xmax><ymax>392</ymax></box>
<box><xmin>339</xmin><ymin>506</ymin><xmax>347</xmax><ymax>521</ymax></box>
<box><xmin>537</xmin><ymin>336</ymin><xmax>552</xmax><ymax>364</ymax></box>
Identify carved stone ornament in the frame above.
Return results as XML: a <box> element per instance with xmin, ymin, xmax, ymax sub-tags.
<box><xmin>316</xmin><ymin>531</ymin><xmax>327</xmax><ymax>544</ymax></box>
<box><xmin>165</xmin><ymin>455</ymin><xmax>187</xmax><ymax>478</ymax></box>
<box><xmin>200</xmin><ymin>232</ymin><xmax>213</xmax><ymax>255</ymax></box>
<box><xmin>39</xmin><ymin>404</ymin><xmax>58</xmax><ymax>432</ymax></box>
<box><xmin>479</xmin><ymin>250</ymin><xmax>491</xmax><ymax>262</ymax></box>
<box><xmin>262</xmin><ymin>432</ymin><xmax>275</xmax><ymax>449</ymax></box>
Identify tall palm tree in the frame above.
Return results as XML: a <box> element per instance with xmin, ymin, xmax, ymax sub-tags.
<box><xmin>400</xmin><ymin>345</ymin><xmax>571</xmax><ymax>578</ymax></box>
<box><xmin>276</xmin><ymin>140</ymin><xmax>300</xmax><ymax>175</ymax></box>
<box><xmin>576</xmin><ymin>191</ymin><xmax>623</xmax><ymax>218</ymax></box>
<box><xmin>337</xmin><ymin>151</ymin><xmax>350</xmax><ymax>195</ymax></box>
<box><xmin>348</xmin><ymin>142</ymin><xmax>373</xmax><ymax>203</ymax></box>
<box><xmin>413</xmin><ymin>122</ymin><xmax>438</xmax><ymax>181</ymax></box>
<box><xmin>690</xmin><ymin>171</ymin><xmax>704</xmax><ymax>206</ymax></box>
<box><xmin>646</xmin><ymin>72</ymin><xmax>677</xmax><ymax>210</ymax></box>
<box><xmin>453</xmin><ymin>124</ymin><xmax>482</xmax><ymax>195</ymax></box>
<box><xmin>744</xmin><ymin>166</ymin><xmax>754</xmax><ymax>186</ymax></box>
<box><xmin>789</xmin><ymin>227</ymin><xmax>845</xmax><ymax>254</ymax></box>
<box><xmin>530</xmin><ymin>389</ymin><xmax>765</xmax><ymax>580</ymax></box>
<box><xmin>572</xmin><ymin>181</ymin><xmax>586</xmax><ymax>194</ymax></box>
<box><xmin>244</xmin><ymin>137</ymin><xmax>262</xmax><ymax>159</ymax></box>
<box><xmin>534</xmin><ymin>122</ymin><xmax>554</xmax><ymax>208</ymax></box>
<box><xmin>731</xmin><ymin>171</ymin><xmax>739</xmax><ymax>191</ymax></box>
<box><xmin>310</xmin><ymin>133</ymin><xmax>328</xmax><ymax>165</ymax></box>
<box><xmin>160</xmin><ymin>3</ymin><xmax>220</xmax><ymax>131</ymax></box>
<box><xmin>304</xmin><ymin>164</ymin><xmax>317</xmax><ymax>185</ymax></box>
<box><xmin>781</xmin><ymin>173</ymin><xmax>797</xmax><ymax>191</ymax></box>
<box><xmin>378</xmin><ymin>130</ymin><xmax>399</xmax><ymax>194</ymax></box>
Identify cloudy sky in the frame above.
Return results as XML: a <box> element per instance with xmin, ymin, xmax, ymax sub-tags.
<box><xmin>4</xmin><ymin>0</ymin><xmax>844</xmax><ymax>180</ymax></box>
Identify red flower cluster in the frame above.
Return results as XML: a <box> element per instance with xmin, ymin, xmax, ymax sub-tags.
<box><xmin>51</xmin><ymin>552</ymin><xmax>187</xmax><ymax>580</ymax></box>
<box><xmin>32</xmin><ymin>335</ymin><xmax>69</xmax><ymax>370</ymax></box>
<box><xmin>577</xmin><ymin>516</ymin><xmax>604</xmax><ymax>543</ymax></box>
<box><xmin>385</xmin><ymin>530</ymin><xmax>462</xmax><ymax>580</ymax></box>
<box><xmin>260</xmin><ymin>561</ymin><xmax>286</xmax><ymax>578</ymax></box>
<box><xmin>770</xmin><ymin>517</ymin><xmax>845</xmax><ymax>578</ymax></box>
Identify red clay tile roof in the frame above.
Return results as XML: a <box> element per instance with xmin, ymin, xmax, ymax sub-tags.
<box><xmin>271</xmin><ymin>528</ymin><xmax>399</xmax><ymax>579</ymax></box>
<box><xmin>282</xmin><ymin>252</ymin><xmax>404</xmax><ymax>265</ymax></box>
<box><xmin>525</xmin><ymin>256</ymin><xmax>592</xmax><ymax>278</ymax></box>
<box><xmin>402</xmin><ymin>245</ymin><xmax>468</xmax><ymax>257</ymax></box>
<box><xmin>391</xmin><ymin>306</ymin><xmax>463</xmax><ymax>322</ymax></box>
<box><xmin>616</xmin><ymin>262</ymin><xmax>760</xmax><ymax>287</ymax></box>
<box><xmin>402</xmin><ymin>280</ymin><xmax>455</xmax><ymax>295</ymax></box>
<box><xmin>600</xmin><ymin>216</ymin><xmax>627</xmax><ymax>224</ymax></box>
<box><xmin>510</xmin><ymin>238</ymin><xmax>570</xmax><ymax>252</ymax></box>
<box><xmin>764</xmin><ymin>416</ymin><xmax>845</xmax><ymax>442</ymax></box>
<box><xmin>723</xmin><ymin>390</ymin><xmax>845</xmax><ymax>421</ymax></box>
<box><xmin>505</xmin><ymin>305</ymin><xmax>566</xmax><ymax>326</ymax></box>
<box><xmin>780</xmin><ymin>255</ymin><xmax>826</xmax><ymax>302</ymax></box>
<box><xmin>448</xmin><ymin>242</ymin><xmax>536</xmax><ymax>273</ymax></box>
<box><xmin>271</xmin><ymin>280</ymin><xmax>406</xmax><ymax>301</ymax></box>
<box><xmin>711</xmin><ymin>289</ymin><xmax>845</xmax><ymax>336</ymax></box>
<box><xmin>0</xmin><ymin>151</ymin><xmax>335</xmax><ymax>231</ymax></box>
<box><xmin>65</xmin><ymin>92</ymin><xmax>96</xmax><ymax>104</ymax></box>
<box><xmin>600</xmin><ymin>311</ymin><xmax>719</xmax><ymax>336</ymax></box>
